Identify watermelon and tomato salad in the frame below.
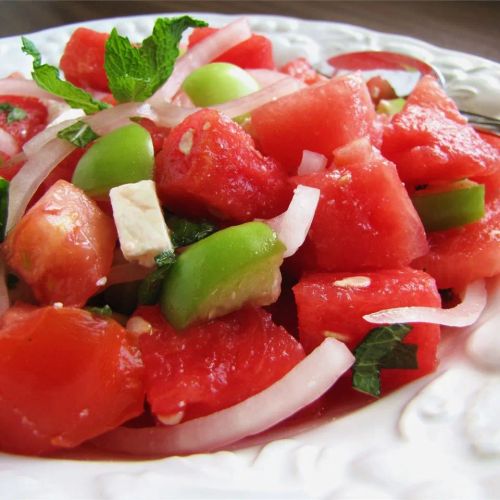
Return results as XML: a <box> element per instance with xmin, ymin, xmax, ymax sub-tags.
<box><xmin>0</xmin><ymin>16</ymin><xmax>497</xmax><ymax>457</ymax></box>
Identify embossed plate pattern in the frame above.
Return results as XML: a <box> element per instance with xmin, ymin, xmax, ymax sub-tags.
<box><xmin>0</xmin><ymin>13</ymin><xmax>499</xmax><ymax>500</ymax></box>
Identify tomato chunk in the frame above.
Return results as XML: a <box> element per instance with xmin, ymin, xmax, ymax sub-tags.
<box><xmin>279</xmin><ymin>57</ymin><xmax>327</xmax><ymax>85</ymax></box>
<box><xmin>0</xmin><ymin>95</ymin><xmax>48</xmax><ymax>147</ymax></box>
<box><xmin>294</xmin><ymin>269</ymin><xmax>441</xmax><ymax>392</ymax></box>
<box><xmin>0</xmin><ymin>306</ymin><xmax>144</xmax><ymax>455</ymax></box>
<box><xmin>4</xmin><ymin>180</ymin><xmax>116</xmax><ymax>306</ymax></box>
<box><xmin>60</xmin><ymin>27</ymin><xmax>110</xmax><ymax>92</ymax></box>
<box><xmin>188</xmin><ymin>27</ymin><xmax>275</xmax><ymax>69</ymax></box>
<box><xmin>155</xmin><ymin>108</ymin><xmax>292</xmax><ymax>222</ymax></box>
<box><xmin>136</xmin><ymin>306</ymin><xmax>305</xmax><ymax>422</ymax></box>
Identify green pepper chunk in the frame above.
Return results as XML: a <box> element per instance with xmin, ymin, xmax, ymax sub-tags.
<box><xmin>411</xmin><ymin>179</ymin><xmax>485</xmax><ymax>232</ymax></box>
<box><xmin>160</xmin><ymin>221</ymin><xmax>285</xmax><ymax>329</ymax></box>
<box><xmin>376</xmin><ymin>97</ymin><xmax>406</xmax><ymax>115</ymax></box>
<box><xmin>72</xmin><ymin>123</ymin><xmax>154</xmax><ymax>197</ymax></box>
<box><xmin>182</xmin><ymin>62</ymin><xmax>260</xmax><ymax>107</ymax></box>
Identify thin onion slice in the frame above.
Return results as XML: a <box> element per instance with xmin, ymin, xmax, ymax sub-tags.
<box><xmin>0</xmin><ymin>78</ymin><xmax>63</xmax><ymax>101</ymax></box>
<box><xmin>214</xmin><ymin>77</ymin><xmax>304</xmax><ymax>118</ymax></box>
<box><xmin>247</xmin><ymin>69</ymin><xmax>305</xmax><ymax>88</ymax></box>
<box><xmin>7</xmin><ymin>138</ymin><xmax>75</xmax><ymax>231</ymax></box>
<box><xmin>148</xmin><ymin>18</ymin><xmax>252</xmax><ymax>106</ymax></box>
<box><xmin>23</xmin><ymin>102</ymin><xmax>157</xmax><ymax>158</ymax></box>
<box><xmin>297</xmin><ymin>150</ymin><xmax>328</xmax><ymax>176</ymax></box>
<box><xmin>0</xmin><ymin>260</ymin><xmax>9</xmax><ymax>316</ymax></box>
<box><xmin>266</xmin><ymin>184</ymin><xmax>320</xmax><ymax>258</ymax></box>
<box><xmin>149</xmin><ymin>101</ymin><xmax>197</xmax><ymax>128</ymax></box>
<box><xmin>93</xmin><ymin>338</ymin><xmax>354</xmax><ymax>457</ymax></box>
<box><xmin>106</xmin><ymin>263</ymin><xmax>150</xmax><ymax>287</ymax></box>
<box><xmin>0</xmin><ymin>128</ymin><xmax>19</xmax><ymax>156</ymax></box>
<box><xmin>363</xmin><ymin>280</ymin><xmax>487</xmax><ymax>327</ymax></box>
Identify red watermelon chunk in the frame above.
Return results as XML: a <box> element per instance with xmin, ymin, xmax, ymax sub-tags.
<box><xmin>60</xmin><ymin>27</ymin><xmax>109</xmax><ymax>92</ymax></box>
<box><xmin>382</xmin><ymin>105</ymin><xmax>499</xmax><ymax>185</ymax></box>
<box><xmin>188</xmin><ymin>27</ymin><xmax>275</xmax><ymax>69</ymax></box>
<box><xmin>412</xmin><ymin>199</ymin><xmax>500</xmax><ymax>289</ymax></box>
<box><xmin>289</xmin><ymin>139</ymin><xmax>428</xmax><ymax>272</ymax></box>
<box><xmin>250</xmin><ymin>74</ymin><xmax>378</xmax><ymax>174</ymax></box>
<box><xmin>293</xmin><ymin>268</ymin><xmax>441</xmax><ymax>391</ymax></box>
<box><xmin>154</xmin><ymin>108</ymin><xmax>292</xmax><ymax>223</ymax></box>
<box><xmin>405</xmin><ymin>75</ymin><xmax>466</xmax><ymax>124</ymax></box>
<box><xmin>136</xmin><ymin>306</ymin><xmax>305</xmax><ymax>423</ymax></box>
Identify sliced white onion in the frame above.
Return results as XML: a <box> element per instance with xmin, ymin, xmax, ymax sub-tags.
<box><xmin>94</xmin><ymin>337</ymin><xmax>354</xmax><ymax>456</ymax></box>
<box><xmin>214</xmin><ymin>77</ymin><xmax>304</xmax><ymax>118</ymax></box>
<box><xmin>149</xmin><ymin>101</ymin><xmax>197</xmax><ymax>128</ymax></box>
<box><xmin>363</xmin><ymin>280</ymin><xmax>487</xmax><ymax>327</ymax></box>
<box><xmin>247</xmin><ymin>69</ymin><xmax>305</xmax><ymax>88</ymax></box>
<box><xmin>86</xmin><ymin>102</ymin><xmax>158</xmax><ymax>136</ymax></box>
<box><xmin>297</xmin><ymin>150</ymin><xmax>328</xmax><ymax>176</ymax></box>
<box><xmin>148</xmin><ymin>18</ymin><xmax>252</xmax><ymax>106</ymax></box>
<box><xmin>0</xmin><ymin>260</ymin><xmax>10</xmax><ymax>316</ymax></box>
<box><xmin>7</xmin><ymin>138</ymin><xmax>75</xmax><ymax>231</ymax></box>
<box><xmin>0</xmin><ymin>128</ymin><xmax>19</xmax><ymax>156</ymax></box>
<box><xmin>266</xmin><ymin>185</ymin><xmax>320</xmax><ymax>258</ymax></box>
<box><xmin>22</xmin><ymin>118</ymin><xmax>78</xmax><ymax>157</ymax></box>
<box><xmin>0</xmin><ymin>78</ymin><xmax>63</xmax><ymax>101</ymax></box>
<box><xmin>106</xmin><ymin>263</ymin><xmax>150</xmax><ymax>287</ymax></box>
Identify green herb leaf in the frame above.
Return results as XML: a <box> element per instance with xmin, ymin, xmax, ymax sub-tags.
<box><xmin>138</xmin><ymin>250</ymin><xmax>176</xmax><ymax>305</ymax></box>
<box><xmin>166</xmin><ymin>213</ymin><xmax>217</xmax><ymax>248</ymax></box>
<box><xmin>154</xmin><ymin>249</ymin><xmax>176</xmax><ymax>268</ymax></box>
<box><xmin>104</xmin><ymin>16</ymin><xmax>207</xmax><ymax>102</ymax></box>
<box><xmin>379</xmin><ymin>342</ymin><xmax>418</xmax><ymax>369</ymax></box>
<box><xmin>0</xmin><ymin>177</ymin><xmax>9</xmax><ymax>242</ymax></box>
<box><xmin>57</xmin><ymin>120</ymin><xmax>99</xmax><ymax>147</ymax></box>
<box><xmin>87</xmin><ymin>304</ymin><xmax>113</xmax><ymax>317</ymax></box>
<box><xmin>21</xmin><ymin>37</ymin><xmax>109</xmax><ymax>115</ymax></box>
<box><xmin>352</xmin><ymin>323</ymin><xmax>415</xmax><ymax>397</ymax></box>
<box><xmin>0</xmin><ymin>103</ymin><xmax>27</xmax><ymax>123</ymax></box>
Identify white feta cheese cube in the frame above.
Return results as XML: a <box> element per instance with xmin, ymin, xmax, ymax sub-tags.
<box><xmin>110</xmin><ymin>180</ymin><xmax>173</xmax><ymax>268</ymax></box>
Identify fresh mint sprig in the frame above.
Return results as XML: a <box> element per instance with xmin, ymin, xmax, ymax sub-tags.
<box><xmin>104</xmin><ymin>16</ymin><xmax>207</xmax><ymax>102</ymax></box>
<box><xmin>57</xmin><ymin>120</ymin><xmax>99</xmax><ymax>147</ymax></box>
<box><xmin>21</xmin><ymin>37</ymin><xmax>108</xmax><ymax>114</ymax></box>
<box><xmin>0</xmin><ymin>103</ymin><xmax>27</xmax><ymax>123</ymax></box>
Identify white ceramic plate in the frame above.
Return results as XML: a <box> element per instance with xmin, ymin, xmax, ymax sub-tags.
<box><xmin>0</xmin><ymin>13</ymin><xmax>499</xmax><ymax>500</ymax></box>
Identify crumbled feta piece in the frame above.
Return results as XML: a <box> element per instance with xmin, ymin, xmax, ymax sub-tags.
<box><xmin>333</xmin><ymin>276</ymin><xmax>371</xmax><ymax>288</ymax></box>
<box><xmin>110</xmin><ymin>180</ymin><xmax>173</xmax><ymax>268</ymax></box>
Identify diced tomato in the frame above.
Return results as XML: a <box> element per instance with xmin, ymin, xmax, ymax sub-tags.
<box><xmin>382</xmin><ymin>106</ymin><xmax>499</xmax><ymax>185</ymax></box>
<box><xmin>412</xmin><ymin>199</ymin><xmax>500</xmax><ymax>289</ymax></box>
<box><xmin>473</xmin><ymin>133</ymin><xmax>500</xmax><ymax>202</ymax></box>
<box><xmin>135</xmin><ymin>306</ymin><xmax>305</xmax><ymax>422</ymax></box>
<box><xmin>0</xmin><ymin>305</ymin><xmax>144</xmax><ymax>455</ymax></box>
<box><xmin>294</xmin><ymin>269</ymin><xmax>441</xmax><ymax>391</ymax></box>
<box><xmin>0</xmin><ymin>155</ymin><xmax>23</xmax><ymax>180</ymax></box>
<box><xmin>366</xmin><ymin>76</ymin><xmax>397</xmax><ymax>105</ymax></box>
<box><xmin>250</xmin><ymin>74</ymin><xmax>377</xmax><ymax>173</ymax></box>
<box><xmin>289</xmin><ymin>140</ymin><xmax>428</xmax><ymax>273</ymax></box>
<box><xmin>138</xmin><ymin>118</ymin><xmax>170</xmax><ymax>154</ymax></box>
<box><xmin>405</xmin><ymin>75</ymin><xmax>466</xmax><ymax>124</ymax></box>
<box><xmin>279</xmin><ymin>57</ymin><xmax>327</xmax><ymax>85</ymax></box>
<box><xmin>155</xmin><ymin>108</ymin><xmax>292</xmax><ymax>222</ymax></box>
<box><xmin>0</xmin><ymin>95</ymin><xmax>48</xmax><ymax>147</ymax></box>
<box><xmin>4</xmin><ymin>180</ymin><xmax>117</xmax><ymax>306</ymax></box>
<box><xmin>60</xmin><ymin>27</ymin><xmax>110</xmax><ymax>92</ymax></box>
<box><xmin>188</xmin><ymin>27</ymin><xmax>275</xmax><ymax>69</ymax></box>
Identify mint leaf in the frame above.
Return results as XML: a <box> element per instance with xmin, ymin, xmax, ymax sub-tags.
<box><xmin>353</xmin><ymin>323</ymin><xmax>415</xmax><ymax>397</ymax></box>
<box><xmin>57</xmin><ymin>120</ymin><xmax>99</xmax><ymax>147</ymax></box>
<box><xmin>0</xmin><ymin>177</ymin><xmax>9</xmax><ymax>242</ymax></box>
<box><xmin>138</xmin><ymin>250</ymin><xmax>176</xmax><ymax>306</ymax></box>
<box><xmin>105</xmin><ymin>16</ymin><xmax>207</xmax><ymax>102</ymax></box>
<box><xmin>0</xmin><ymin>102</ymin><xmax>27</xmax><ymax>123</ymax></box>
<box><xmin>87</xmin><ymin>305</ymin><xmax>113</xmax><ymax>317</ymax></box>
<box><xmin>21</xmin><ymin>37</ymin><xmax>108</xmax><ymax>115</ymax></box>
<box><xmin>166</xmin><ymin>213</ymin><xmax>217</xmax><ymax>248</ymax></box>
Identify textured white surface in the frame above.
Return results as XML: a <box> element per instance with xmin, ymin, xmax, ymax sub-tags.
<box><xmin>0</xmin><ymin>13</ymin><xmax>499</xmax><ymax>499</ymax></box>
